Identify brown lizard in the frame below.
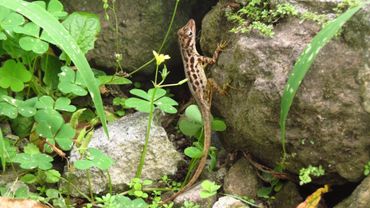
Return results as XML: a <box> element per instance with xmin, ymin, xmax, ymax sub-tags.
<box><xmin>162</xmin><ymin>19</ymin><xmax>226</xmax><ymax>203</ymax></box>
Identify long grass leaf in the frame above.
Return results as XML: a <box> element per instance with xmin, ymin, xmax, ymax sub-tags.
<box><xmin>0</xmin><ymin>0</ymin><xmax>109</xmax><ymax>137</ymax></box>
<box><xmin>279</xmin><ymin>4</ymin><xmax>365</xmax><ymax>159</ymax></box>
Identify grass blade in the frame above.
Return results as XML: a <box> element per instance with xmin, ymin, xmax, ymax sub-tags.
<box><xmin>279</xmin><ymin>4</ymin><xmax>365</xmax><ymax>161</ymax></box>
<box><xmin>0</xmin><ymin>0</ymin><xmax>109</xmax><ymax>137</ymax></box>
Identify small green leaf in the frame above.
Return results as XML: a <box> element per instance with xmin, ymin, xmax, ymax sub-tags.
<box><xmin>46</xmin><ymin>188</ymin><xmax>60</xmax><ymax>199</ymax></box>
<box><xmin>74</xmin><ymin>159</ymin><xmax>93</xmax><ymax>170</ymax></box>
<box><xmin>58</xmin><ymin>66</ymin><xmax>88</xmax><ymax>96</ymax></box>
<box><xmin>21</xmin><ymin>173</ymin><xmax>37</xmax><ymax>184</ymax></box>
<box><xmin>257</xmin><ymin>187</ymin><xmax>272</xmax><ymax>199</ymax></box>
<box><xmin>0</xmin><ymin>60</ymin><xmax>32</xmax><ymax>92</ymax></box>
<box><xmin>55</xmin><ymin>97</ymin><xmax>76</xmax><ymax>112</ymax></box>
<box><xmin>184</xmin><ymin>146</ymin><xmax>203</xmax><ymax>159</ymax></box>
<box><xmin>185</xmin><ymin>105</ymin><xmax>203</xmax><ymax>124</ymax></box>
<box><xmin>13</xmin><ymin>144</ymin><xmax>53</xmax><ymax>170</ymax></box>
<box><xmin>0</xmin><ymin>6</ymin><xmax>24</xmax><ymax>31</ymax></box>
<box><xmin>47</xmin><ymin>0</ymin><xmax>67</xmax><ymax>19</ymax></box>
<box><xmin>211</xmin><ymin>119</ymin><xmax>226</xmax><ymax>132</ymax></box>
<box><xmin>19</xmin><ymin>36</ymin><xmax>49</xmax><ymax>54</ymax></box>
<box><xmin>200</xmin><ymin>180</ymin><xmax>221</xmax><ymax>199</ymax></box>
<box><xmin>45</xmin><ymin>169</ymin><xmax>61</xmax><ymax>183</ymax></box>
<box><xmin>178</xmin><ymin>117</ymin><xmax>202</xmax><ymax>137</ymax></box>
<box><xmin>89</xmin><ymin>148</ymin><xmax>114</xmax><ymax>170</ymax></box>
<box><xmin>125</xmin><ymin>97</ymin><xmax>151</xmax><ymax>113</ymax></box>
<box><xmin>129</xmin><ymin>89</ymin><xmax>149</xmax><ymax>100</ymax></box>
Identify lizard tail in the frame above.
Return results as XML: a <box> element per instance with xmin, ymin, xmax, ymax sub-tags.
<box><xmin>161</xmin><ymin>104</ymin><xmax>211</xmax><ymax>203</ymax></box>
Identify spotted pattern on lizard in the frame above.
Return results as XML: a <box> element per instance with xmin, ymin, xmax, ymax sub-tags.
<box><xmin>162</xmin><ymin>18</ymin><xmax>225</xmax><ymax>203</ymax></box>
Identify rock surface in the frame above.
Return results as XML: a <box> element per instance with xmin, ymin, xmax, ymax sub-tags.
<box><xmin>223</xmin><ymin>158</ymin><xmax>261</xmax><ymax>198</ymax></box>
<box><xmin>61</xmin><ymin>112</ymin><xmax>182</xmax><ymax>196</ymax></box>
<box><xmin>201</xmin><ymin>2</ymin><xmax>370</xmax><ymax>184</ymax></box>
<box><xmin>272</xmin><ymin>182</ymin><xmax>303</xmax><ymax>208</ymax></box>
<box><xmin>60</xmin><ymin>0</ymin><xmax>193</xmax><ymax>72</ymax></box>
<box><xmin>212</xmin><ymin>196</ymin><xmax>249</xmax><ymax>208</ymax></box>
<box><xmin>334</xmin><ymin>176</ymin><xmax>370</xmax><ymax>208</ymax></box>
<box><xmin>173</xmin><ymin>183</ymin><xmax>217</xmax><ymax>208</ymax></box>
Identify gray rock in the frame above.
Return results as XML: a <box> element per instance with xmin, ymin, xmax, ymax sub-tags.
<box><xmin>212</xmin><ymin>196</ymin><xmax>249</xmax><ymax>208</ymax></box>
<box><xmin>223</xmin><ymin>158</ymin><xmax>261</xmax><ymax>198</ymax></box>
<box><xmin>201</xmin><ymin>3</ymin><xmax>370</xmax><ymax>184</ymax></box>
<box><xmin>272</xmin><ymin>182</ymin><xmax>303</xmax><ymax>208</ymax></box>
<box><xmin>61</xmin><ymin>112</ymin><xmax>182</xmax><ymax>196</ymax></box>
<box><xmin>60</xmin><ymin>0</ymin><xmax>192</xmax><ymax>72</ymax></box>
<box><xmin>334</xmin><ymin>176</ymin><xmax>370</xmax><ymax>208</ymax></box>
<box><xmin>173</xmin><ymin>183</ymin><xmax>217</xmax><ymax>208</ymax></box>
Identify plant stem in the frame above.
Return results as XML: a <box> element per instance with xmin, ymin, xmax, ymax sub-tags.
<box><xmin>135</xmin><ymin>64</ymin><xmax>160</xmax><ymax>178</ymax></box>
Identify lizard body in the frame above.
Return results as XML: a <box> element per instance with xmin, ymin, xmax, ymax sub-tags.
<box><xmin>162</xmin><ymin>19</ymin><xmax>225</xmax><ymax>203</ymax></box>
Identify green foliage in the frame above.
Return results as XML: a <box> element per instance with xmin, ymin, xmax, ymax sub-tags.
<box><xmin>364</xmin><ymin>161</ymin><xmax>370</xmax><ymax>176</ymax></box>
<box><xmin>74</xmin><ymin>148</ymin><xmax>114</xmax><ymax>171</ymax></box>
<box><xmin>279</xmin><ymin>4</ymin><xmax>365</xmax><ymax>162</ymax></box>
<box><xmin>13</xmin><ymin>143</ymin><xmax>53</xmax><ymax>170</ymax></box>
<box><xmin>58</xmin><ymin>66</ymin><xmax>88</xmax><ymax>96</ymax></box>
<box><xmin>225</xmin><ymin>0</ymin><xmax>297</xmax><ymax>37</ymax></box>
<box><xmin>181</xmin><ymin>201</ymin><xmax>200</xmax><ymax>208</ymax></box>
<box><xmin>299</xmin><ymin>165</ymin><xmax>325</xmax><ymax>185</ymax></box>
<box><xmin>199</xmin><ymin>180</ymin><xmax>221</xmax><ymax>198</ymax></box>
<box><xmin>85</xmin><ymin>193</ymin><xmax>148</xmax><ymax>208</ymax></box>
<box><xmin>257</xmin><ymin>165</ymin><xmax>283</xmax><ymax>199</ymax></box>
<box><xmin>125</xmin><ymin>88</ymin><xmax>178</xmax><ymax>114</ymax></box>
<box><xmin>0</xmin><ymin>0</ymin><xmax>109</xmax><ymax>135</ymax></box>
<box><xmin>0</xmin><ymin>135</ymin><xmax>17</xmax><ymax>171</ymax></box>
<box><xmin>35</xmin><ymin>109</ymin><xmax>75</xmax><ymax>151</ymax></box>
<box><xmin>128</xmin><ymin>178</ymin><xmax>153</xmax><ymax>199</ymax></box>
<box><xmin>0</xmin><ymin>60</ymin><xmax>32</xmax><ymax>91</ymax></box>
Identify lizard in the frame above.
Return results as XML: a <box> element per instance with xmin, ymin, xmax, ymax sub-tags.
<box><xmin>162</xmin><ymin>18</ymin><xmax>226</xmax><ymax>203</ymax></box>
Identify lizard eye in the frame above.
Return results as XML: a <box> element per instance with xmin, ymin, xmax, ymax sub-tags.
<box><xmin>187</xmin><ymin>30</ymin><xmax>193</xmax><ymax>37</ymax></box>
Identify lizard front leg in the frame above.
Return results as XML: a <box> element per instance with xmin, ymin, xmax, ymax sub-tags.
<box><xmin>203</xmin><ymin>41</ymin><xmax>228</xmax><ymax>65</ymax></box>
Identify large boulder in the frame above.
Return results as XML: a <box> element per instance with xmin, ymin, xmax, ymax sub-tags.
<box><xmin>60</xmin><ymin>0</ymin><xmax>193</xmax><ymax>72</ymax></box>
<box><xmin>200</xmin><ymin>2</ymin><xmax>370</xmax><ymax>184</ymax></box>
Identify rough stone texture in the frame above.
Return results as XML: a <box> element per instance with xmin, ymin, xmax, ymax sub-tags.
<box><xmin>212</xmin><ymin>196</ymin><xmax>249</xmax><ymax>208</ymax></box>
<box><xmin>272</xmin><ymin>182</ymin><xmax>303</xmax><ymax>208</ymax></box>
<box><xmin>173</xmin><ymin>183</ymin><xmax>217</xmax><ymax>208</ymax></box>
<box><xmin>61</xmin><ymin>112</ymin><xmax>182</xmax><ymax>196</ymax></box>
<box><xmin>334</xmin><ymin>176</ymin><xmax>370</xmax><ymax>208</ymax></box>
<box><xmin>201</xmin><ymin>3</ymin><xmax>370</xmax><ymax>184</ymax></box>
<box><xmin>60</xmin><ymin>0</ymin><xmax>193</xmax><ymax>72</ymax></box>
<box><xmin>223</xmin><ymin>158</ymin><xmax>261</xmax><ymax>198</ymax></box>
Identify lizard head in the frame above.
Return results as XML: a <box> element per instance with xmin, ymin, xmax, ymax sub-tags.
<box><xmin>178</xmin><ymin>19</ymin><xmax>196</xmax><ymax>48</ymax></box>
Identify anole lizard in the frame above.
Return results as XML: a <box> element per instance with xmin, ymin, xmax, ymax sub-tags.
<box><xmin>162</xmin><ymin>19</ymin><xmax>226</xmax><ymax>203</ymax></box>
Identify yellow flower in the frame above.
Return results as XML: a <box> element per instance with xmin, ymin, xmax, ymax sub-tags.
<box><xmin>153</xmin><ymin>50</ymin><xmax>170</xmax><ymax>65</ymax></box>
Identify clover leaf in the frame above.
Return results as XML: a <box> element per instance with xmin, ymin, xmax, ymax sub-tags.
<box><xmin>179</xmin><ymin>105</ymin><xmax>227</xmax><ymax>137</ymax></box>
<box><xmin>58</xmin><ymin>66</ymin><xmax>88</xmax><ymax>96</ymax></box>
<box><xmin>35</xmin><ymin>109</ymin><xmax>75</xmax><ymax>151</ymax></box>
<box><xmin>14</xmin><ymin>22</ymin><xmax>49</xmax><ymax>54</ymax></box>
<box><xmin>36</xmin><ymin>96</ymin><xmax>76</xmax><ymax>112</ymax></box>
<box><xmin>47</xmin><ymin>0</ymin><xmax>68</xmax><ymax>19</ymax></box>
<box><xmin>13</xmin><ymin>143</ymin><xmax>53</xmax><ymax>170</ymax></box>
<box><xmin>0</xmin><ymin>6</ymin><xmax>25</xmax><ymax>35</ymax></box>
<box><xmin>0</xmin><ymin>95</ymin><xmax>37</xmax><ymax>119</ymax></box>
<box><xmin>0</xmin><ymin>60</ymin><xmax>32</xmax><ymax>92</ymax></box>
<box><xmin>125</xmin><ymin>88</ymin><xmax>178</xmax><ymax>114</ymax></box>
<box><xmin>74</xmin><ymin>148</ymin><xmax>113</xmax><ymax>171</ymax></box>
